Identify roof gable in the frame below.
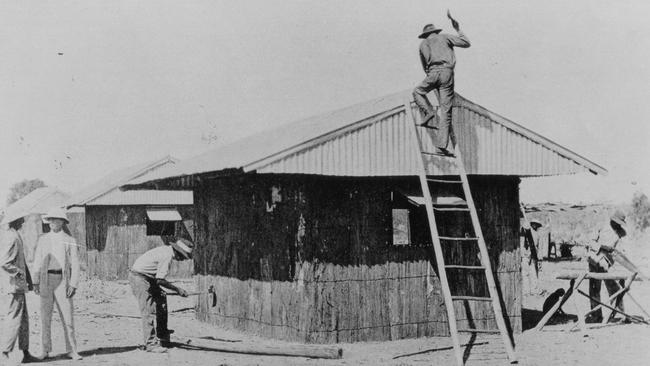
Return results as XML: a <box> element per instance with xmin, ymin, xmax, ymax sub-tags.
<box><xmin>67</xmin><ymin>156</ymin><xmax>192</xmax><ymax>206</ymax></box>
<box><xmin>124</xmin><ymin>90</ymin><xmax>606</xmax><ymax>189</ymax></box>
<box><xmin>3</xmin><ymin>187</ymin><xmax>70</xmax><ymax>218</ymax></box>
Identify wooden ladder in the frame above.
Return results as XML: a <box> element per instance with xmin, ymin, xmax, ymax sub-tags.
<box><xmin>403</xmin><ymin>99</ymin><xmax>517</xmax><ymax>365</ymax></box>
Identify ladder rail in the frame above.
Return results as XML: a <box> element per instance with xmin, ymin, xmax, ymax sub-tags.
<box><xmin>453</xmin><ymin>140</ymin><xmax>518</xmax><ymax>363</ymax></box>
<box><xmin>403</xmin><ymin>99</ymin><xmax>464</xmax><ymax>366</ymax></box>
<box><xmin>404</xmin><ymin>98</ymin><xmax>517</xmax><ymax>365</ymax></box>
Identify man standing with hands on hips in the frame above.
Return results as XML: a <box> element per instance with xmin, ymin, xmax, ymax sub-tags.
<box><xmin>32</xmin><ymin>207</ymin><xmax>82</xmax><ymax>361</ymax></box>
<box><xmin>1</xmin><ymin>213</ymin><xmax>39</xmax><ymax>363</ymax></box>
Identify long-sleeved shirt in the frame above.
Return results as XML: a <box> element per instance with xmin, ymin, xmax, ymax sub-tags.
<box><xmin>0</xmin><ymin>228</ymin><xmax>31</xmax><ymax>294</ymax></box>
<box><xmin>419</xmin><ymin>31</ymin><xmax>470</xmax><ymax>73</ymax></box>
<box><xmin>589</xmin><ymin>225</ymin><xmax>624</xmax><ymax>267</ymax></box>
<box><xmin>33</xmin><ymin>230</ymin><xmax>80</xmax><ymax>288</ymax></box>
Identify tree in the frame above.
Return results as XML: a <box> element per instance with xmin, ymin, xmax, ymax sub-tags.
<box><xmin>630</xmin><ymin>191</ymin><xmax>650</xmax><ymax>232</ymax></box>
<box><xmin>6</xmin><ymin>178</ymin><xmax>47</xmax><ymax>206</ymax></box>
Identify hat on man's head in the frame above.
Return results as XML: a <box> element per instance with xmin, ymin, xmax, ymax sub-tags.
<box><xmin>610</xmin><ymin>210</ymin><xmax>627</xmax><ymax>232</ymax></box>
<box><xmin>42</xmin><ymin>207</ymin><xmax>69</xmax><ymax>224</ymax></box>
<box><xmin>529</xmin><ymin>219</ymin><xmax>543</xmax><ymax>228</ymax></box>
<box><xmin>418</xmin><ymin>24</ymin><xmax>443</xmax><ymax>39</ymax></box>
<box><xmin>171</xmin><ymin>238</ymin><xmax>194</xmax><ymax>259</ymax></box>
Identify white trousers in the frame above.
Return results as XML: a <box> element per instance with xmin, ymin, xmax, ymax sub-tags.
<box><xmin>40</xmin><ymin>273</ymin><xmax>77</xmax><ymax>353</ymax></box>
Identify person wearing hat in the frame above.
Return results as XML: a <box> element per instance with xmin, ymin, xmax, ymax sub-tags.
<box><xmin>586</xmin><ymin>210</ymin><xmax>628</xmax><ymax>323</ymax></box>
<box><xmin>129</xmin><ymin>236</ymin><xmax>193</xmax><ymax>352</ymax></box>
<box><xmin>32</xmin><ymin>207</ymin><xmax>82</xmax><ymax>360</ymax></box>
<box><xmin>1</xmin><ymin>213</ymin><xmax>39</xmax><ymax>363</ymax></box>
<box><xmin>412</xmin><ymin>12</ymin><xmax>470</xmax><ymax>156</ymax></box>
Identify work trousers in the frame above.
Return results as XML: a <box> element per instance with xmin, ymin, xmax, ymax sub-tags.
<box><xmin>413</xmin><ymin>67</ymin><xmax>455</xmax><ymax>149</ymax></box>
<box><xmin>588</xmin><ymin>262</ymin><xmax>625</xmax><ymax>320</ymax></box>
<box><xmin>128</xmin><ymin>272</ymin><xmax>169</xmax><ymax>346</ymax></box>
<box><xmin>40</xmin><ymin>273</ymin><xmax>77</xmax><ymax>353</ymax></box>
<box><xmin>1</xmin><ymin>293</ymin><xmax>29</xmax><ymax>353</ymax></box>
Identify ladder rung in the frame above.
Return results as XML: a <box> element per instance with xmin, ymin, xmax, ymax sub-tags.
<box><xmin>445</xmin><ymin>265</ymin><xmax>486</xmax><ymax>270</ymax></box>
<box><xmin>432</xmin><ymin>207</ymin><xmax>470</xmax><ymax>212</ymax></box>
<box><xmin>457</xmin><ymin>328</ymin><xmax>501</xmax><ymax>334</ymax></box>
<box><xmin>439</xmin><ymin>236</ymin><xmax>479</xmax><ymax>241</ymax></box>
<box><xmin>451</xmin><ymin>296</ymin><xmax>493</xmax><ymax>302</ymax></box>
<box><xmin>426</xmin><ymin>178</ymin><xmax>463</xmax><ymax>184</ymax></box>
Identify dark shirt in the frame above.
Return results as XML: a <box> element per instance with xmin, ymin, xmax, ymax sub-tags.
<box><xmin>419</xmin><ymin>31</ymin><xmax>470</xmax><ymax>73</ymax></box>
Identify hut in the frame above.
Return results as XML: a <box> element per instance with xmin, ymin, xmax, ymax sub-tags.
<box><xmin>1</xmin><ymin>187</ymin><xmax>72</xmax><ymax>263</ymax></box>
<box><xmin>123</xmin><ymin>90</ymin><xmax>606</xmax><ymax>343</ymax></box>
<box><xmin>66</xmin><ymin>156</ymin><xmax>194</xmax><ymax>280</ymax></box>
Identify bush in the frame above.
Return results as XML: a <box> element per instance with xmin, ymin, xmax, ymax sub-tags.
<box><xmin>630</xmin><ymin>191</ymin><xmax>650</xmax><ymax>232</ymax></box>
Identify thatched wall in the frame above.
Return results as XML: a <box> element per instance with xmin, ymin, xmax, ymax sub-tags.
<box><xmin>85</xmin><ymin>205</ymin><xmax>194</xmax><ymax>280</ymax></box>
<box><xmin>194</xmin><ymin>174</ymin><xmax>521</xmax><ymax>343</ymax></box>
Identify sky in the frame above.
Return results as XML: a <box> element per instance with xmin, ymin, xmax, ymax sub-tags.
<box><xmin>1</xmin><ymin>0</ymin><xmax>649</xmax><ymax>207</ymax></box>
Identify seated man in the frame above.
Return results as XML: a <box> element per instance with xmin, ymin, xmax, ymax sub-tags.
<box><xmin>129</xmin><ymin>237</ymin><xmax>193</xmax><ymax>352</ymax></box>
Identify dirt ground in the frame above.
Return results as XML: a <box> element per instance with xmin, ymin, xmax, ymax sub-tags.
<box><xmin>2</xmin><ymin>260</ymin><xmax>650</xmax><ymax>366</ymax></box>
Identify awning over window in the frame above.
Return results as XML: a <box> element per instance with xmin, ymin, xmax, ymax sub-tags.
<box><xmin>405</xmin><ymin>195</ymin><xmax>466</xmax><ymax>206</ymax></box>
<box><xmin>146</xmin><ymin>208</ymin><xmax>182</xmax><ymax>221</ymax></box>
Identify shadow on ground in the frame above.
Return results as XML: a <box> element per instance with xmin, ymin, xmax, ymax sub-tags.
<box><xmin>522</xmin><ymin>308</ymin><xmax>578</xmax><ymax>330</ymax></box>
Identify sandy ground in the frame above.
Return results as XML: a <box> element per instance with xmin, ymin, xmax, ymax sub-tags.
<box><xmin>2</xmin><ymin>261</ymin><xmax>650</xmax><ymax>366</ymax></box>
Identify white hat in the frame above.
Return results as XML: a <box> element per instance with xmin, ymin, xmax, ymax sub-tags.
<box><xmin>42</xmin><ymin>207</ymin><xmax>69</xmax><ymax>224</ymax></box>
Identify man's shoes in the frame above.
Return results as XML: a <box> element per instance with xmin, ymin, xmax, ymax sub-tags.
<box><xmin>160</xmin><ymin>339</ymin><xmax>172</xmax><ymax>348</ymax></box>
<box><xmin>434</xmin><ymin>147</ymin><xmax>455</xmax><ymax>157</ymax></box>
<box><xmin>67</xmin><ymin>351</ymin><xmax>83</xmax><ymax>360</ymax></box>
<box><xmin>419</xmin><ymin>111</ymin><xmax>438</xmax><ymax>128</ymax></box>
<box><xmin>21</xmin><ymin>351</ymin><xmax>41</xmax><ymax>363</ymax></box>
<box><xmin>585</xmin><ymin>314</ymin><xmax>603</xmax><ymax>324</ymax></box>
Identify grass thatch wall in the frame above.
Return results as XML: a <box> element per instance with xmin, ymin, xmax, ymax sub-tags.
<box><xmin>85</xmin><ymin>205</ymin><xmax>194</xmax><ymax>280</ymax></box>
<box><xmin>193</xmin><ymin>174</ymin><xmax>521</xmax><ymax>343</ymax></box>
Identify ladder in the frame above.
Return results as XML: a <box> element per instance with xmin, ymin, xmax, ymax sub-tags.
<box><xmin>403</xmin><ymin>99</ymin><xmax>517</xmax><ymax>365</ymax></box>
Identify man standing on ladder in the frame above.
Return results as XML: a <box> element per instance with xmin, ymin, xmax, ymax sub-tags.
<box><xmin>412</xmin><ymin>11</ymin><xmax>470</xmax><ymax>156</ymax></box>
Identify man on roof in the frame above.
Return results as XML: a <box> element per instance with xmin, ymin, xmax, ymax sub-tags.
<box><xmin>412</xmin><ymin>10</ymin><xmax>470</xmax><ymax>156</ymax></box>
<box><xmin>129</xmin><ymin>236</ymin><xmax>193</xmax><ymax>353</ymax></box>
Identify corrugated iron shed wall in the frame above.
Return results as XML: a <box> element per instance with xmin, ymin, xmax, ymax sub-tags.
<box><xmin>252</xmin><ymin>99</ymin><xmax>594</xmax><ymax>177</ymax></box>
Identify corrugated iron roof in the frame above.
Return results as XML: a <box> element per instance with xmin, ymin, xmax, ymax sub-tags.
<box><xmin>2</xmin><ymin>187</ymin><xmax>70</xmax><ymax>221</ymax></box>
<box><xmin>66</xmin><ymin>156</ymin><xmax>193</xmax><ymax>207</ymax></box>
<box><xmin>123</xmin><ymin>90</ymin><xmax>606</xmax><ymax>189</ymax></box>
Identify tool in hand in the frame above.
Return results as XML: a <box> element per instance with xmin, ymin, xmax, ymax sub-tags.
<box><xmin>447</xmin><ymin>9</ymin><xmax>460</xmax><ymax>31</ymax></box>
<box><xmin>166</xmin><ymin>285</ymin><xmax>217</xmax><ymax>307</ymax></box>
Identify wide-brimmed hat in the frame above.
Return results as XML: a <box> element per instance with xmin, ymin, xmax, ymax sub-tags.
<box><xmin>42</xmin><ymin>207</ymin><xmax>69</xmax><ymax>224</ymax></box>
<box><xmin>418</xmin><ymin>24</ymin><xmax>442</xmax><ymax>39</ymax></box>
<box><xmin>610</xmin><ymin>210</ymin><xmax>627</xmax><ymax>232</ymax></box>
<box><xmin>171</xmin><ymin>238</ymin><xmax>194</xmax><ymax>259</ymax></box>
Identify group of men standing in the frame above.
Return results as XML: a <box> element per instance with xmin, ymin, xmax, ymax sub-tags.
<box><xmin>1</xmin><ymin>207</ymin><xmax>81</xmax><ymax>364</ymax></box>
<box><xmin>1</xmin><ymin>206</ymin><xmax>195</xmax><ymax>363</ymax></box>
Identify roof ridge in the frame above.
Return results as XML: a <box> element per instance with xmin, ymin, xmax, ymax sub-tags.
<box><xmin>69</xmin><ymin>155</ymin><xmax>177</xmax><ymax>206</ymax></box>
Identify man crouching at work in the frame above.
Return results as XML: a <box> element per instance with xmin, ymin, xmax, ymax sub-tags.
<box><xmin>129</xmin><ymin>237</ymin><xmax>193</xmax><ymax>353</ymax></box>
